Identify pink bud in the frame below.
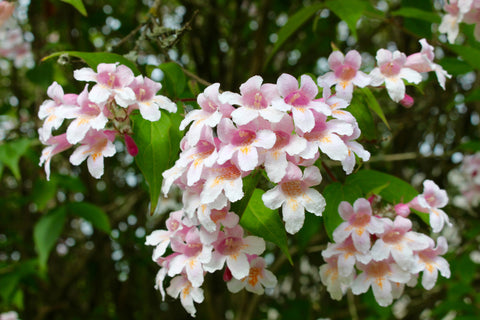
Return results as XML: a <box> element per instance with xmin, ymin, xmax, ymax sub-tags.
<box><xmin>223</xmin><ymin>266</ymin><xmax>232</xmax><ymax>282</ymax></box>
<box><xmin>394</xmin><ymin>203</ymin><xmax>411</xmax><ymax>217</ymax></box>
<box><xmin>367</xmin><ymin>195</ymin><xmax>377</xmax><ymax>204</ymax></box>
<box><xmin>124</xmin><ymin>134</ymin><xmax>138</xmax><ymax>157</ymax></box>
<box><xmin>400</xmin><ymin>94</ymin><xmax>414</xmax><ymax>108</ymax></box>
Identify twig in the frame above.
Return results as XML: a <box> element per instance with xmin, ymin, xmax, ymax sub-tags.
<box><xmin>322</xmin><ymin>162</ymin><xmax>338</xmax><ymax>182</ymax></box>
<box><xmin>182</xmin><ymin>67</ymin><xmax>213</xmax><ymax>87</ymax></box>
<box><xmin>347</xmin><ymin>290</ymin><xmax>359</xmax><ymax>320</ymax></box>
<box><xmin>109</xmin><ymin>23</ymin><xmax>146</xmax><ymax>51</ymax></box>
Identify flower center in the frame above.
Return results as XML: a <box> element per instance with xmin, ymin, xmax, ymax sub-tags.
<box><xmin>218</xmin><ymin>237</ymin><xmax>243</xmax><ymax>255</ymax></box>
<box><xmin>271</xmin><ymin>131</ymin><xmax>290</xmax><ymax>150</ymax></box>
<box><xmin>335</xmin><ymin>65</ymin><xmax>356</xmax><ymax>81</ymax></box>
<box><xmin>365</xmin><ymin>260</ymin><xmax>390</xmax><ymax>277</ymax></box>
<box><xmin>382</xmin><ymin>230</ymin><xmax>404</xmax><ymax>243</ymax></box>
<box><xmin>380</xmin><ymin>62</ymin><xmax>401</xmax><ymax>77</ymax></box>
<box><xmin>184</xmin><ymin>242</ymin><xmax>203</xmax><ymax>257</ymax></box>
<box><xmin>349</xmin><ymin>212</ymin><xmax>371</xmax><ymax>227</ymax></box>
<box><xmin>284</xmin><ymin>91</ymin><xmax>309</xmax><ymax>107</ymax></box>
<box><xmin>281</xmin><ymin>180</ymin><xmax>305</xmax><ymax>197</ymax></box>
<box><xmin>210</xmin><ymin>209</ymin><xmax>227</xmax><ymax>223</ymax></box>
<box><xmin>232</xmin><ymin>129</ymin><xmax>256</xmax><ymax>146</ymax></box>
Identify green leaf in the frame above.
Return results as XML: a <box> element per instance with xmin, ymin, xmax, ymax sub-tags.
<box><xmin>60</xmin><ymin>0</ymin><xmax>87</xmax><ymax>16</ymax></box>
<box><xmin>391</xmin><ymin>7</ymin><xmax>441</xmax><ymax>23</ymax></box>
<box><xmin>264</xmin><ymin>3</ymin><xmax>324</xmax><ymax>69</ymax></box>
<box><xmin>322</xmin><ymin>182</ymin><xmax>363</xmax><ymax>240</ymax></box>
<box><xmin>0</xmin><ymin>138</ymin><xmax>32</xmax><ymax>180</ymax></box>
<box><xmin>158</xmin><ymin>62</ymin><xmax>186</xmax><ymax>98</ymax></box>
<box><xmin>67</xmin><ymin>202</ymin><xmax>111</xmax><ymax>234</ymax></box>
<box><xmin>42</xmin><ymin>51</ymin><xmax>140</xmax><ymax>75</ymax></box>
<box><xmin>31</xmin><ymin>179</ymin><xmax>57</xmax><ymax>211</ymax></box>
<box><xmin>360</xmin><ymin>87</ymin><xmax>389</xmax><ymax>129</ymax></box>
<box><xmin>447</xmin><ymin>44</ymin><xmax>480</xmax><ymax>71</ymax></box>
<box><xmin>457</xmin><ymin>140</ymin><xmax>480</xmax><ymax>152</ymax></box>
<box><xmin>131</xmin><ymin>112</ymin><xmax>180</xmax><ymax>214</ymax></box>
<box><xmin>240</xmin><ymin>189</ymin><xmax>293</xmax><ymax>264</ymax></box>
<box><xmin>439</xmin><ymin>57</ymin><xmax>472</xmax><ymax>76</ymax></box>
<box><xmin>346</xmin><ymin>170</ymin><xmax>418</xmax><ymax>203</ymax></box>
<box><xmin>34</xmin><ymin>206</ymin><xmax>67</xmax><ymax>270</ymax></box>
<box><xmin>325</xmin><ymin>0</ymin><xmax>370</xmax><ymax>39</ymax></box>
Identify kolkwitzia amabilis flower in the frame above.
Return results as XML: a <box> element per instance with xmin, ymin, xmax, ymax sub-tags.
<box><xmin>69</xmin><ymin>129</ymin><xmax>116</xmax><ymax>179</ymax></box>
<box><xmin>332</xmin><ymin>198</ymin><xmax>384</xmax><ymax>253</ymax></box>
<box><xmin>166</xmin><ymin>274</ymin><xmax>204</xmax><ymax>317</ymax></box>
<box><xmin>180</xmin><ymin>83</ymin><xmax>234</xmax><ymax>146</ymax></box>
<box><xmin>439</xmin><ymin>0</ymin><xmax>474</xmax><ymax>43</ymax></box>
<box><xmin>39</xmin><ymin>133</ymin><xmax>72</xmax><ymax>180</ymax></box>
<box><xmin>322</xmin><ymin>236</ymin><xmax>371</xmax><ymax>278</ymax></box>
<box><xmin>204</xmin><ymin>225</ymin><xmax>266</xmax><ymax>280</ymax></box>
<box><xmin>145</xmin><ymin>210</ymin><xmax>186</xmax><ymax>261</ymax></box>
<box><xmin>319</xmin><ymin>50</ymin><xmax>371</xmax><ymax>101</ymax></box>
<box><xmin>298</xmin><ymin>111</ymin><xmax>354</xmax><ymax>162</ymax></box>
<box><xmin>370</xmin><ymin>216</ymin><xmax>431</xmax><ymax>271</ymax></box>
<box><xmin>65</xmin><ymin>85</ymin><xmax>108</xmax><ymax>145</ymax></box>
<box><xmin>261</xmin><ymin>115</ymin><xmax>307</xmax><ymax>183</ymax></box>
<box><xmin>128</xmin><ymin>75</ymin><xmax>177</xmax><ymax>121</ymax></box>
<box><xmin>38</xmin><ymin>81</ymin><xmax>79</xmax><ymax>141</ymax></box>
<box><xmin>262</xmin><ymin>163</ymin><xmax>326</xmax><ymax>234</ymax></box>
<box><xmin>216</xmin><ymin>118</ymin><xmax>276</xmax><ymax>172</ymax></box>
<box><xmin>319</xmin><ymin>256</ymin><xmax>354</xmax><ymax>300</ymax></box>
<box><xmin>340</xmin><ymin>125</ymin><xmax>371</xmax><ymax>175</ymax></box>
<box><xmin>0</xmin><ymin>1</ymin><xmax>15</xmax><ymax>27</ymax></box>
<box><xmin>409</xmin><ymin>180</ymin><xmax>452</xmax><ymax>233</ymax></box>
<box><xmin>369</xmin><ymin>49</ymin><xmax>422</xmax><ymax>102</ymax></box>
<box><xmin>220</xmin><ymin>75</ymin><xmax>284</xmax><ymax>125</ymax></box>
<box><xmin>226</xmin><ymin>255</ymin><xmax>277</xmax><ymax>295</ymax></box>
<box><xmin>200</xmin><ymin>161</ymin><xmax>245</xmax><ymax>205</ymax></box>
<box><xmin>351</xmin><ymin>259</ymin><xmax>411</xmax><ymax>307</ymax></box>
<box><xmin>272</xmin><ymin>73</ymin><xmax>331</xmax><ymax>133</ymax></box>
<box><xmin>411</xmin><ymin>236</ymin><xmax>451</xmax><ymax>290</ymax></box>
<box><xmin>74</xmin><ymin>62</ymin><xmax>136</xmax><ymax>107</ymax></box>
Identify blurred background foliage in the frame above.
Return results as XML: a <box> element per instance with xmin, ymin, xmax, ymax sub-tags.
<box><xmin>1</xmin><ymin>0</ymin><xmax>480</xmax><ymax>319</ymax></box>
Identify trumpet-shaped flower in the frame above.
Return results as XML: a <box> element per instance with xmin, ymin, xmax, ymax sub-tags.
<box><xmin>262</xmin><ymin>164</ymin><xmax>326</xmax><ymax>234</ymax></box>
<box><xmin>319</xmin><ymin>256</ymin><xmax>354</xmax><ymax>300</ymax></box>
<box><xmin>145</xmin><ymin>210</ymin><xmax>186</xmax><ymax>261</ymax></box>
<box><xmin>39</xmin><ymin>133</ymin><xmax>72</xmax><ymax>180</ymax></box>
<box><xmin>369</xmin><ymin>49</ymin><xmax>422</xmax><ymax>102</ymax></box>
<box><xmin>200</xmin><ymin>161</ymin><xmax>245</xmax><ymax>205</ymax></box>
<box><xmin>69</xmin><ymin>129</ymin><xmax>116</xmax><ymax>179</ymax></box>
<box><xmin>217</xmin><ymin>118</ymin><xmax>276</xmax><ymax>172</ymax></box>
<box><xmin>226</xmin><ymin>255</ymin><xmax>277</xmax><ymax>295</ymax></box>
<box><xmin>332</xmin><ymin>198</ymin><xmax>385</xmax><ymax>253</ymax></box>
<box><xmin>166</xmin><ymin>274</ymin><xmax>204</xmax><ymax>317</ymax></box>
<box><xmin>128</xmin><ymin>75</ymin><xmax>177</xmax><ymax>121</ymax></box>
<box><xmin>319</xmin><ymin>50</ymin><xmax>371</xmax><ymax>100</ymax></box>
<box><xmin>272</xmin><ymin>74</ymin><xmax>331</xmax><ymax>133</ymax></box>
<box><xmin>74</xmin><ymin>63</ymin><xmax>136</xmax><ymax>107</ymax></box>
<box><xmin>220</xmin><ymin>75</ymin><xmax>284</xmax><ymax>125</ymax></box>
<box><xmin>204</xmin><ymin>225</ymin><xmax>266</xmax><ymax>280</ymax></box>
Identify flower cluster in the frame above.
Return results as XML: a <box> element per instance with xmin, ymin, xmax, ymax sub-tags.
<box><xmin>320</xmin><ymin>180</ymin><xmax>451</xmax><ymax>306</ymax></box>
<box><xmin>145</xmin><ymin>39</ymin><xmax>452</xmax><ymax>316</ymax></box>
<box><xmin>439</xmin><ymin>0</ymin><xmax>480</xmax><ymax>43</ymax></box>
<box><xmin>38</xmin><ymin>63</ymin><xmax>177</xmax><ymax>179</ymax></box>
<box><xmin>449</xmin><ymin>152</ymin><xmax>480</xmax><ymax>209</ymax></box>
<box><xmin>320</xmin><ymin>39</ymin><xmax>450</xmax><ymax>106</ymax></box>
<box><xmin>0</xmin><ymin>1</ymin><xmax>33</xmax><ymax>68</ymax></box>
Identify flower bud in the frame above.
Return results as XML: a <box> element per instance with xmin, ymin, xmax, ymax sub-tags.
<box><xmin>124</xmin><ymin>134</ymin><xmax>139</xmax><ymax>157</ymax></box>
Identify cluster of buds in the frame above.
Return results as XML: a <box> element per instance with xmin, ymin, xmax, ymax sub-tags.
<box><xmin>0</xmin><ymin>1</ymin><xmax>33</xmax><ymax>68</ymax></box>
<box><xmin>439</xmin><ymin>0</ymin><xmax>480</xmax><ymax>43</ymax></box>
<box><xmin>449</xmin><ymin>152</ymin><xmax>480</xmax><ymax>209</ymax></box>
<box><xmin>38</xmin><ymin>63</ymin><xmax>177</xmax><ymax>179</ymax></box>
<box><xmin>320</xmin><ymin>180</ymin><xmax>451</xmax><ymax>306</ymax></box>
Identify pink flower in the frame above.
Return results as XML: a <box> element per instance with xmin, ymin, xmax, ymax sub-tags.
<box><xmin>145</xmin><ymin>210</ymin><xmax>186</xmax><ymax>261</ymax></box>
<box><xmin>128</xmin><ymin>75</ymin><xmax>177</xmax><ymax>121</ymax></box>
<box><xmin>272</xmin><ymin>74</ymin><xmax>331</xmax><ymax>133</ymax></box>
<box><xmin>332</xmin><ymin>198</ymin><xmax>385</xmax><ymax>253</ymax></box>
<box><xmin>168</xmin><ymin>228</ymin><xmax>213</xmax><ymax>287</ymax></box>
<box><xmin>261</xmin><ymin>115</ymin><xmax>307</xmax><ymax>183</ymax></box>
<box><xmin>351</xmin><ymin>259</ymin><xmax>411</xmax><ymax>307</ymax></box>
<box><xmin>319</xmin><ymin>256</ymin><xmax>354</xmax><ymax>300</ymax></box>
<box><xmin>370</xmin><ymin>216</ymin><xmax>431</xmax><ymax>271</ymax></box>
<box><xmin>38</xmin><ymin>133</ymin><xmax>72</xmax><ymax>181</ymax></box>
<box><xmin>298</xmin><ymin>112</ymin><xmax>353</xmax><ymax>161</ymax></box>
<box><xmin>439</xmin><ymin>0</ymin><xmax>473</xmax><ymax>43</ymax></box>
<box><xmin>226</xmin><ymin>255</ymin><xmax>277</xmax><ymax>294</ymax></box>
<box><xmin>180</xmin><ymin>83</ymin><xmax>234</xmax><ymax>146</ymax></box>
<box><xmin>69</xmin><ymin>129</ymin><xmax>116</xmax><ymax>179</ymax></box>
<box><xmin>220</xmin><ymin>75</ymin><xmax>284</xmax><ymax>125</ymax></box>
<box><xmin>409</xmin><ymin>180</ymin><xmax>452</xmax><ymax>233</ymax></box>
<box><xmin>339</xmin><ymin>125</ymin><xmax>370</xmax><ymax>174</ymax></box>
<box><xmin>404</xmin><ymin>39</ymin><xmax>451</xmax><ymax>90</ymax></box>
<box><xmin>204</xmin><ymin>225</ymin><xmax>266</xmax><ymax>280</ymax></box>
<box><xmin>262</xmin><ymin>163</ymin><xmax>326</xmax><ymax>234</ymax></box>
<box><xmin>64</xmin><ymin>85</ymin><xmax>108</xmax><ymax>144</ymax></box>
<box><xmin>166</xmin><ymin>274</ymin><xmax>204</xmax><ymax>317</ymax></box>
<box><xmin>217</xmin><ymin>118</ymin><xmax>276</xmax><ymax>172</ymax></box>
<box><xmin>319</xmin><ymin>50</ymin><xmax>371</xmax><ymax>100</ymax></box>
<box><xmin>411</xmin><ymin>236</ymin><xmax>451</xmax><ymax>290</ymax></box>
<box><xmin>200</xmin><ymin>161</ymin><xmax>246</xmax><ymax>205</ymax></box>
<box><xmin>38</xmin><ymin>82</ymin><xmax>79</xmax><ymax>141</ymax></box>
<box><xmin>74</xmin><ymin>63</ymin><xmax>136</xmax><ymax>107</ymax></box>
<box><xmin>322</xmin><ymin>236</ymin><xmax>371</xmax><ymax>278</ymax></box>
<box><xmin>369</xmin><ymin>49</ymin><xmax>422</xmax><ymax>102</ymax></box>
